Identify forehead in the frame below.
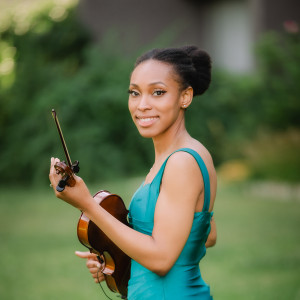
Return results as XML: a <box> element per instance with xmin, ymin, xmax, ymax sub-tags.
<box><xmin>130</xmin><ymin>60</ymin><xmax>178</xmax><ymax>86</ymax></box>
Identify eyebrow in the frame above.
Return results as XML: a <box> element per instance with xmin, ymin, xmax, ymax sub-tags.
<box><xmin>129</xmin><ymin>81</ymin><xmax>167</xmax><ymax>87</ymax></box>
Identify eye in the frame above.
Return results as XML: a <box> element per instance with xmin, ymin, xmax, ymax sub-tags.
<box><xmin>153</xmin><ymin>90</ymin><xmax>166</xmax><ymax>96</ymax></box>
<box><xmin>128</xmin><ymin>89</ymin><xmax>140</xmax><ymax>97</ymax></box>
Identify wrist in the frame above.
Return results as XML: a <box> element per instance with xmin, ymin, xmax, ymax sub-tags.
<box><xmin>82</xmin><ymin>196</ymin><xmax>99</xmax><ymax>217</ymax></box>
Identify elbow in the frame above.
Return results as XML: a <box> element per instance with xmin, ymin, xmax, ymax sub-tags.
<box><xmin>206</xmin><ymin>218</ymin><xmax>217</xmax><ymax>248</ymax></box>
<box><xmin>205</xmin><ymin>233</ymin><xmax>217</xmax><ymax>248</ymax></box>
<box><xmin>148</xmin><ymin>258</ymin><xmax>173</xmax><ymax>277</ymax></box>
<box><xmin>151</xmin><ymin>266</ymin><xmax>171</xmax><ymax>277</ymax></box>
<box><xmin>206</xmin><ymin>237</ymin><xmax>217</xmax><ymax>248</ymax></box>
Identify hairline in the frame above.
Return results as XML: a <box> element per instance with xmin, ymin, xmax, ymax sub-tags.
<box><xmin>133</xmin><ymin>58</ymin><xmax>190</xmax><ymax>93</ymax></box>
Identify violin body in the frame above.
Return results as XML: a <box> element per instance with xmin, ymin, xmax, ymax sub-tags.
<box><xmin>52</xmin><ymin>110</ymin><xmax>130</xmax><ymax>297</ymax></box>
<box><xmin>77</xmin><ymin>190</ymin><xmax>131</xmax><ymax>298</ymax></box>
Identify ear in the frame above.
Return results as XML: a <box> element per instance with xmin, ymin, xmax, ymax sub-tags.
<box><xmin>180</xmin><ymin>87</ymin><xmax>193</xmax><ymax>109</ymax></box>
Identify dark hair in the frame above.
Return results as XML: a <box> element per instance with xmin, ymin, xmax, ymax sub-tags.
<box><xmin>134</xmin><ymin>46</ymin><xmax>212</xmax><ymax>96</ymax></box>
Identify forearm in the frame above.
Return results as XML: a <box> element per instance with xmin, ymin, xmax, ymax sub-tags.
<box><xmin>84</xmin><ymin>199</ymin><xmax>166</xmax><ymax>273</ymax></box>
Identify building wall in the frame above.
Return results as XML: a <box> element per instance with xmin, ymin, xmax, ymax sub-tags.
<box><xmin>77</xmin><ymin>0</ymin><xmax>299</xmax><ymax>73</ymax></box>
<box><xmin>260</xmin><ymin>0</ymin><xmax>300</xmax><ymax>33</ymax></box>
<box><xmin>77</xmin><ymin>0</ymin><xmax>210</xmax><ymax>49</ymax></box>
<box><xmin>204</xmin><ymin>0</ymin><xmax>255</xmax><ymax>72</ymax></box>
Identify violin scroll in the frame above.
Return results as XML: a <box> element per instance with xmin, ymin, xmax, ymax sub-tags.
<box><xmin>54</xmin><ymin>160</ymin><xmax>80</xmax><ymax>192</ymax></box>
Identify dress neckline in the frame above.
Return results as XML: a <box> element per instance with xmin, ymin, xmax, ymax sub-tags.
<box><xmin>139</xmin><ymin>147</ymin><xmax>212</xmax><ymax>213</ymax></box>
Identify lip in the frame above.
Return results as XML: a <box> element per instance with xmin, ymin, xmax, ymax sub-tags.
<box><xmin>136</xmin><ymin>116</ymin><xmax>159</xmax><ymax>127</ymax></box>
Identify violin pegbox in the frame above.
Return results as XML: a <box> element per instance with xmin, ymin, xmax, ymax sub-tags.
<box><xmin>54</xmin><ymin>161</ymin><xmax>76</xmax><ymax>192</ymax></box>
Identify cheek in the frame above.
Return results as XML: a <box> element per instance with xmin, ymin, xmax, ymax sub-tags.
<box><xmin>160</xmin><ymin>95</ymin><xmax>181</xmax><ymax>116</ymax></box>
<box><xmin>128</xmin><ymin>100</ymin><xmax>136</xmax><ymax>119</ymax></box>
<box><xmin>128</xmin><ymin>99</ymin><xmax>133</xmax><ymax>113</ymax></box>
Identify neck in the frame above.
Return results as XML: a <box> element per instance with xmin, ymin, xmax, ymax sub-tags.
<box><xmin>152</xmin><ymin>115</ymin><xmax>189</xmax><ymax>164</ymax></box>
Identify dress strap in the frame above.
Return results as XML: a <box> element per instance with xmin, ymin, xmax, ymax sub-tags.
<box><xmin>155</xmin><ymin>148</ymin><xmax>211</xmax><ymax>212</ymax></box>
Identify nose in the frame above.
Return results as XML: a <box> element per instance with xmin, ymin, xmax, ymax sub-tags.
<box><xmin>137</xmin><ymin>95</ymin><xmax>151</xmax><ymax>111</ymax></box>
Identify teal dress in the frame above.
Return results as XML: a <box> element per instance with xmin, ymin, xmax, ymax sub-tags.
<box><xmin>128</xmin><ymin>148</ymin><xmax>213</xmax><ymax>300</ymax></box>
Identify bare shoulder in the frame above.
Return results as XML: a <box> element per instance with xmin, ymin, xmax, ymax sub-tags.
<box><xmin>161</xmin><ymin>149</ymin><xmax>206</xmax><ymax>194</ymax></box>
<box><xmin>163</xmin><ymin>140</ymin><xmax>217</xmax><ymax>210</ymax></box>
<box><xmin>191</xmin><ymin>139</ymin><xmax>215</xmax><ymax>165</ymax></box>
<box><xmin>189</xmin><ymin>140</ymin><xmax>217</xmax><ymax>209</ymax></box>
<box><xmin>187</xmin><ymin>139</ymin><xmax>216</xmax><ymax>175</ymax></box>
<box><xmin>163</xmin><ymin>150</ymin><xmax>204</xmax><ymax>182</ymax></box>
<box><xmin>159</xmin><ymin>151</ymin><xmax>205</xmax><ymax>212</ymax></box>
<box><xmin>163</xmin><ymin>142</ymin><xmax>216</xmax><ymax>179</ymax></box>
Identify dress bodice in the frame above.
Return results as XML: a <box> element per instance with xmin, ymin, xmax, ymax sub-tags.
<box><xmin>128</xmin><ymin>148</ymin><xmax>213</xmax><ymax>300</ymax></box>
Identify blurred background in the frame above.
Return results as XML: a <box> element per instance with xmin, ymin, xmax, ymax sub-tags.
<box><xmin>0</xmin><ymin>0</ymin><xmax>299</xmax><ymax>299</ymax></box>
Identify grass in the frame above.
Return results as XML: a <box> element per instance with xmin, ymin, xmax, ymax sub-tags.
<box><xmin>202</xmin><ymin>181</ymin><xmax>300</xmax><ymax>300</ymax></box>
<box><xmin>0</xmin><ymin>177</ymin><xmax>299</xmax><ymax>300</ymax></box>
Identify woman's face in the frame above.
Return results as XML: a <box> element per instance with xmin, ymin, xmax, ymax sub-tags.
<box><xmin>128</xmin><ymin>60</ymin><xmax>186</xmax><ymax>139</ymax></box>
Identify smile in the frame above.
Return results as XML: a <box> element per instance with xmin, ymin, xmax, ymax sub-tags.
<box><xmin>136</xmin><ymin>116</ymin><xmax>159</xmax><ymax>127</ymax></box>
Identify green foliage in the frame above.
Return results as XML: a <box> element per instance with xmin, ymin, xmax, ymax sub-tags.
<box><xmin>187</xmin><ymin>28</ymin><xmax>300</xmax><ymax>180</ymax></box>
<box><xmin>0</xmin><ymin>2</ymin><xmax>299</xmax><ymax>185</ymax></box>
<box><xmin>243</xmin><ymin>129</ymin><xmax>300</xmax><ymax>182</ymax></box>
<box><xmin>0</xmin><ymin>3</ymin><xmax>153</xmax><ymax>185</ymax></box>
<box><xmin>186</xmin><ymin>71</ymin><xmax>261</xmax><ymax>164</ymax></box>
<box><xmin>255</xmin><ymin>31</ymin><xmax>300</xmax><ymax>130</ymax></box>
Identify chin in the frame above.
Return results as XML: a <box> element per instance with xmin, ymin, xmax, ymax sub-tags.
<box><xmin>137</xmin><ymin>127</ymin><xmax>157</xmax><ymax>139</ymax></box>
<box><xmin>138</xmin><ymin>131</ymin><xmax>155</xmax><ymax>139</ymax></box>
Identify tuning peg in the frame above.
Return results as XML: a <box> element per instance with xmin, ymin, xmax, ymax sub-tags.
<box><xmin>56</xmin><ymin>178</ymin><xmax>67</xmax><ymax>192</ymax></box>
<box><xmin>72</xmin><ymin>160</ymin><xmax>80</xmax><ymax>174</ymax></box>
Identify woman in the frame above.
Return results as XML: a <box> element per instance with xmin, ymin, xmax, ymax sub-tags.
<box><xmin>49</xmin><ymin>46</ymin><xmax>217</xmax><ymax>299</ymax></box>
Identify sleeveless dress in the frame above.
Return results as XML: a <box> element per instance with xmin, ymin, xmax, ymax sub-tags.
<box><xmin>128</xmin><ymin>148</ymin><xmax>213</xmax><ymax>300</ymax></box>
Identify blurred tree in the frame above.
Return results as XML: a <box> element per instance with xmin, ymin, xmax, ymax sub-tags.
<box><xmin>0</xmin><ymin>2</ymin><xmax>153</xmax><ymax>185</ymax></box>
<box><xmin>0</xmin><ymin>1</ymin><xmax>299</xmax><ymax>185</ymax></box>
<box><xmin>255</xmin><ymin>29</ymin><xmax>300</xmax><ymax>130</ymax></box>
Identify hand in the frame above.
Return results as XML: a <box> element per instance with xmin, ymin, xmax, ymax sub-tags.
<box><xmin>49</xmin><ymin>157</ymin><xmax>94</xmax><ymax>211</ymax></box>
<box><xmin>75</xmin><ymin>251</ymin><xmax>105</xmax><ymax>283</ymax></box>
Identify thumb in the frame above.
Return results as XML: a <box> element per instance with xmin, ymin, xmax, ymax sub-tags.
<box><xmin>75</xmin><ymin>251</ymin><xmax>97</xmax><ymax>259</ymax></box>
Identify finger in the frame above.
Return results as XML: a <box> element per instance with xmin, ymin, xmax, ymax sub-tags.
<box><xmin>49</xmin><ymin>157</ymin><xmax>54</xmax><ymax>177</ymax></box>
<box><xmin>86</xmin><ymin>259</ymin><xmax>102</xmax><ymax>269</ymax></box>
<box><xmin>75</xmin><ymin>251</ymin><xmax>98</xmax><ymax>260</ymax></box>
<box><xmin>49</xmin><ymin>157</ymin><xmax>60</xmax><ymax>174</ymax></box>
<box><xmin>94</xmin><ymin>276</ymin><xmax>105</xmax><ymax>283</ymax></box>
<box><xmin>94</xmin><ymin>272</ymin><xmax>105</xmax><ymax>283</ymax></box>
<box><xmin>89</xmin><ymin>267</ymin><xmax>102</xmax><ymax>276</ymax></box>
<box><xmin>49</xmin><ymin>157</ymin><xmax>61</xmax><ymax>187</ymax></box>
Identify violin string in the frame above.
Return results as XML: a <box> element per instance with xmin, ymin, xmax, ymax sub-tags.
<box><xmin>97</xmin><ymin>268</ymin><xmax>113</xmax><ymax>300</ymax></box>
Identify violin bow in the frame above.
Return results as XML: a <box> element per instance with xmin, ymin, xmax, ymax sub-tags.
<box><xmin>51</xmin><ymin>109</ymin><xmax>73</xmax><ymax>168</ymax></box>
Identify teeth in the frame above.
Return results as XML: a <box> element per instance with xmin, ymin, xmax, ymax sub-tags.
<box><xmin>139</xmin><ymin>117</ymin><xmax>157</xmax><ymax>122</ymax></box>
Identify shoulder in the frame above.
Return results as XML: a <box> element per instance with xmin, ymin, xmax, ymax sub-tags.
<box><xmin>166</xmin><ymin>145</ymin><xmax>215</xmax><ymax>177</ymax></box>
<box><xmin>165</xmin><ymin>150</ymin><xmax>202</xmax><ymax>174</ymax></box>
<box><xmin>157</xmin><ymin>150</ymin><xmax>205</xmax><ymax>213</ymax></box>
<box><xmin>188</xmin><ymin>140</ymin><xmax>216</xmax><ymax>177</ymax></box>
<box><xmin>161</xmin><ymin>150</ymin><xmax>205</xmax><ymax>193</ymax></box>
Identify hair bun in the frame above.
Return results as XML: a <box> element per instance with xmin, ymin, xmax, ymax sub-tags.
<box><xmin>181</xmin><ymin>46</ymin><xmax>212</xmax><ymax>96</ymax></box>
<box><xmin>134</xmin><ymin>45</ymin><xmax>212</xmax><ymax>97</ymax></box>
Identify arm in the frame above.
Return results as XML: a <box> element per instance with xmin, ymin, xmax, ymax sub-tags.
<box><xmin>50</xmin><ymin>153</ymin><xmax>204</xmax><ymax>276</ymax></box>
<box><xmin>205</xmin><ymin>216</ymin><xmax>217</xmax><ymax>248</ymax></box>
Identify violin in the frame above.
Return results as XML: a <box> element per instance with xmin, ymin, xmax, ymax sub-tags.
<box><xmin>52</xmin><ymin>109</ymin><xmax>131</xmax><ymax>298</ymax></box>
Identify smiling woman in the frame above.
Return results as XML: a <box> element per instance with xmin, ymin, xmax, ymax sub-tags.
<box><xmin>128</xmin><ymin>60</ymin><xmax>188</xmax><ymax>138</ymax></box>
<box><xmin>49</xmin><ymin>46</ymin><xmax>217</xmax><ymax>300</ymax></box>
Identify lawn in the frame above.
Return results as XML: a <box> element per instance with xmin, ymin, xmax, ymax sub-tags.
<box><xmin>0</xmin><ymin>178</ymin><xmax>299</xmax><ymax>300</ymax></box>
